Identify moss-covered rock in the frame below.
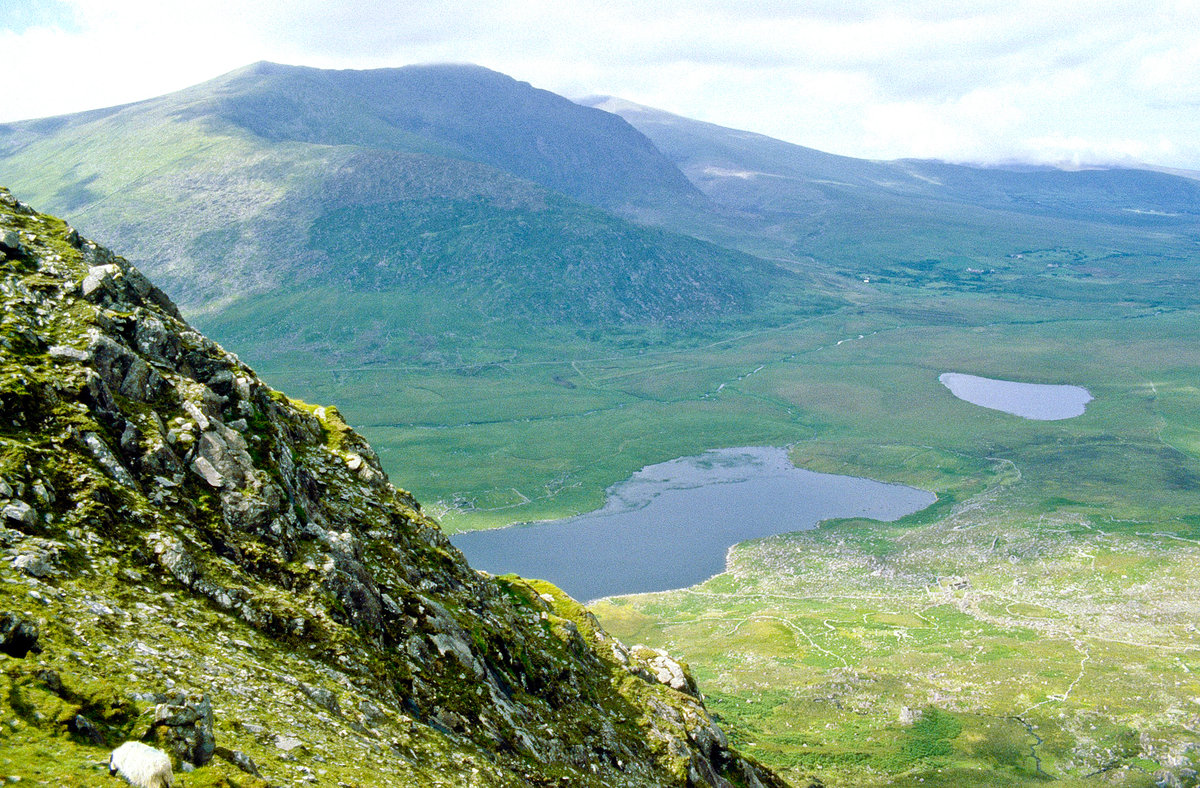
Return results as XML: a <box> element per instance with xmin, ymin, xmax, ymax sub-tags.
<box><xmin>0</xmin><ymin>185</ymin><xmax>787</xmax><ymax>787</ymax></box>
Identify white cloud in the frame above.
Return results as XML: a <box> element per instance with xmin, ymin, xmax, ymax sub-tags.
<box><xmin>2</xmin><ymin>0</ymin><xmax>1200</xmax><ymax>169</ymax></box>
<box><xmin>0</xmin><ymin>2</ymin><xmax>262</xmax><ymax>121</ymax></box>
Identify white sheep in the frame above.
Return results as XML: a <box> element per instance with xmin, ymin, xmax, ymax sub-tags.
<box><xmin>108</xmin><ymin>741</ymin><xmax>174</xmax><ymax>788</ymax></box>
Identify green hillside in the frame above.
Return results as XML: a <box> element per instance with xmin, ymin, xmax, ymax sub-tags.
<box><xmin>583</xmin><ymin>96</ymin><xmax>1200</xmax><ymax>301</ymax></box>
<box><xmin>202</xmin><ymin>62</ymin><xmax>702</xmax><ymax>210</ymax></box>
<box><xmin>584</xmin><ymin>95</ymin><xmax>1200</xmax><ymax>224</ymax></box>
<box><xmin>0</xmin><ymin>62</ymin><xmax>781</xmax><ymax>326</ymax></box>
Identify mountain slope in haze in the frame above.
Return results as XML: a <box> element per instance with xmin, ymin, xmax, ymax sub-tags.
<box><xmin>0</xmin><ymin>188</ymin><xmax>791</xmax><ymax>787</ymax></box>
<box><xmin>5</xmin><ymin>62</ymin><xmax>699</xmax><ymax>214</ymax></box>
<box><xmin>0</xmin><ymin>62</ymin><xmax>782</xmax><ymax>327</ymax></box>
<box><xmin>583</xmin><ymin>96</ymin><xmax>1200</xmax><ymax>307</ymax></box>
<box><xmin>580</xmin><ymin>97</ymin><xmax>933</xmax><ymax>201</ymax></box>
<box><xmin>583</xmin><ymin>96</ymin><xmax>1200</xmax><ymax>224</ymax></box>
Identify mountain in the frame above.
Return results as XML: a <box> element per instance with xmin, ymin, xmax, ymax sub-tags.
<box><xmin>583</xmin><ymin>96</ymin><xmax>1200</xmax><ymax>224</ymax></box>
<box><xmin>583</xmin><ymin>97</ymin><xmax>1200</xmax><ymax>306</ymax></box>
<box><xmin>579</xmin><ymin>97</ymin><xmax>936</xmax><ymax>201</ymax></box>
<box><xmin>197</xmin><ymin>62</ymin><xmax>701</xmax><ymax>211</ymax></box>
<box><xmin>0</xmin><ymin>63</ymin><xmax>839</xmax><ymax>529</ymax></box>
<box><xmin>5</xmin><ymin>62</ymin><xmax>699</xmax><ymax>214</ymax></box>
<box><xmin>0</xmin><ymin>62</ymin><xmax>786</xmax><ymax>325</ymax></box>
<box><xmin>0</xmin><ymin>187</ymin><xmax>789</xmax><ymax>786</ymax></box>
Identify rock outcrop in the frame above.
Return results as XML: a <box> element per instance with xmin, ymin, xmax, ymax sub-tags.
<box><xmin>0</xmin><ymin>185</ymin><xmax>787</xmax><ymax>786</ymax></box>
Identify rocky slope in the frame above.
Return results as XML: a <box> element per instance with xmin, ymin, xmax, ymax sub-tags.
<box><xmin>0</xmin><ymin>187</ymin><xmax>789</xmax><ymax>787</ymax></box>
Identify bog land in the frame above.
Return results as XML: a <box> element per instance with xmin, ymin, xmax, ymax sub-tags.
<box><xmin>247</xmin><ymin>261</ymin><xmax>1200</xmax><ymax>786</ymax></box>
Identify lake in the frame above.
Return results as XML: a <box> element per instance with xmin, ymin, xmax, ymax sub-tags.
<box><xmin>450</xmin><ymin>446</ymin><xmax>935</xmax><ymax>601</ymax></box>
<box><xmin>939</xmin><ymin>372</ymin><xmax>1092</xmax><ymax>420</ymax></box>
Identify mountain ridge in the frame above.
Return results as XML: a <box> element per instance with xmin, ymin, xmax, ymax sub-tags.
<box><xmin>582</xmin><ymin>95</ymin><xmax>1200</xmax><ymax>225</ymax></box>
<box><xmin>2</xmin><ymin>61</ymin><xmax>701</xmax><ymax>214</ymax></box>
<box><xmin>0</xmin><ymin>62</ymin><xmax>783</xmax><ymax>328</ymax></box>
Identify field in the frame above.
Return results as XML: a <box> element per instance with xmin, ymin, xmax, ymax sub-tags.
<box><xmin>594</xmin><ymin>485</ymin><xmax>1200</xmax><ymax>787</ymax></box>
<box><xmin>231</xmin><ymin>247</ymin><xmax>1200</xmax><ymax>785</ymax></box>
<box><xmin>237</xmin><ymin>275</ymin><xmax>1200</xmax><ymax>532</ymax></box>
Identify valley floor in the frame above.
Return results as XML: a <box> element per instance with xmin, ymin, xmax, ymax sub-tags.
<box><xmin>237</xmin><ymin>264</ymin><xmax>1200</xmax><ymax>787</ymax></box>
<box><xmin>594</xmin><ymin>471</ymin><xmax>1200</xmax><ymax>787</ymax></box>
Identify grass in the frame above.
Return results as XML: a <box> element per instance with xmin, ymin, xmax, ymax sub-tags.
<box><xmin>590</xmin><ymin>500</ymin><xmax>1200</xmax><ymax>786</ymax></box>
<box><xmin>221</xmin><ymin>262</ymin><xmax>1200</xmax><ymax>786</ymax></box>
<box><xmin>236</xmin><ymin>286</ymin><xmax>1200</xmax><ymax>532</ymax></box>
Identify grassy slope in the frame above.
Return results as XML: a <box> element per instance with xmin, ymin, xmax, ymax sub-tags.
<box><xmin>593</xmin><ymin>508</ymin><xmax>1200</xmax><ymax>788</ymax></box>
<box><xmin>204</xmin><ymin>62</ymin><xmax>701</xmax><ymax>211</ymax></box>
<box><xmin>0</xmin><ymin>63</ymin><xmax>742</xmax><ymax>327</ymax></box>
<box><xmin>2</xmin><ymin>109</ymin><xmax>799</xmax><ymax>333</ymax></box>
<box><xmin>590</xmin><ymin>96</ymin><xmax>1200</xmax><ymax>319</ymax></box>
<box><xmin>0</xmin><ymin>105</ymin><xmax>342</xmax><ymax>312</ymax></box>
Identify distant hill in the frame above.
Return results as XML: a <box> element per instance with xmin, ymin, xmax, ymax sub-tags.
<box><xmin>583</xmin><ymin>96</ymin><xmax>1200</xmax><ymax>225</ymax></box>
<box><xmin>198</xmin><ymin>62</ymin><xmax>702</xmax><ymax>211</ymax></box>
<box><xmin>583</xmin><ymin>96</ymin><xmax>1200</xmax><ymax>305</ymax></box>
<box><xmin>0</xmin><ymin>63</ymin><xmax>787</xmax><ymax>330</ymax></box>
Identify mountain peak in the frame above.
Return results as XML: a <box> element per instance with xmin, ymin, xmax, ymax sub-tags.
<box><xmin>184</xmin><ymin>61</ymin><xmax>700</xmax><ymax>210</ymax></box>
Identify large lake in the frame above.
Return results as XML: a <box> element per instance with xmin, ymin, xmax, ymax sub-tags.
<box><xmin>451</xmin><ymin>447</ymin><xmax>935</xmax><ymax>601</ymax></box>
<box><xmin>940</xmin><ymin>372</ymin><xmax>1092</xmax><ymax>420</ymax></box>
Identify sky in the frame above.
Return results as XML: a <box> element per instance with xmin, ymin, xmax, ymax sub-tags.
<box><xmin>3</xmin><ymin>0</ymin><xmax>1200</xmax><ymax>169</ymax></box>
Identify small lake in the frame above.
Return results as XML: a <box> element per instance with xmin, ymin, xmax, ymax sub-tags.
<box><xmin>450</xmin><ymin>447</ymin><xmax>935</xmax><ymax>602</ymax></box>
<box><xmin>939</xmin><ymin>372</ymin><xmax>1092</xmax><ymax>420</ymax></box>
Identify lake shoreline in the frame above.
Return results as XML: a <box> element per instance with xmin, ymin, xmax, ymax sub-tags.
<box><xmin>940</xmin><ymin>372</ymin><xmax>1092</xmax><ymax>420</ymax></box>
<box><xmin>451</xmin><ymin>446</ymin><xmax>935</xmax><ymax>601</ymax></box>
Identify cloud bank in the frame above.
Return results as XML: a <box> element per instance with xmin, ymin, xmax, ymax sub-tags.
<box><xmin>3</xmin><ymin>0</ymin><xmax>1199</xmax><ymax>169</ymax></box>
